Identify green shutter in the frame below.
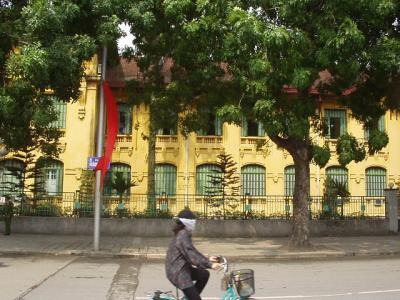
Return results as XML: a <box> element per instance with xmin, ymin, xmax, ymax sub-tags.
<box><xmin>155</xmin><ymin>164</ymin><xmax>177</xmax><ymax>196</ymax></box>
<box><xmin>258</xmin><ymin>123</ymin><xmax>265</xmax><ymax>136</ymax></box>
<box><xmin>241</xmin><ymin>165</ymin><xmax>266</xmax><ymax>196</ymax></box>
<box><xmin>284</xmin><ymin>166</ymin><xmax>295</xmax><ymax>196</ymax></box>
<box><xmin>366</xmin><ymin>167</ymin><xmax>386</xmax><ymax>197</ymax></box>
<box><xmin>196</xmin><ymin>164</ymin><xmax>222</xmax><ymax>195</ymax></box>
<box><xmin>326</xmin><ymin>166</ymin><xmax>348</xmax><ymax>187</ymax></box>
<box><xmin>51</xmin><ymin>101</ymin><xmax>67</xmax><ymax>129</ymax></box>
<box><xmin>241</xmin><ymin>116</ymin><xmax>247</xmax><ymax>137</ymax></box>
<box><xmin>38</xmin><ymin>160</ymin><xmax>64</xmax><ymax>195</ymax></box>
<box><xmin>118</xmin><ymin>104</ymin><xmax>133</xmax><ymax>134</ymax></box>
<box><xmin>0</xmin><ymin>159</ymin><xmax>24</xmax><ymax>196</ymax></box>
<box><xmin>215</xmin><ymin>117</ymin><xmax>222</xmax><ymax>136</ymax></box>
<box><xmin>365</xmin><ymin>115</ymin><xmax>385</xmax><ymax>139</ymax></box>
<box><xmin>325</xmin><ymin>109</ymin><xmax>347</xmax><ymax>138</ymax></box>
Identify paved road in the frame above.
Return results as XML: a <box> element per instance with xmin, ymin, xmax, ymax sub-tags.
<box><xmin>136</xmin><ymin>257</ymin><xmax>400</xmax><ymax>300</ymax></box>
<box><xmin>1</xmin><ymin>255</ymin><xmax>400</xmax><ymax>300</ymax></box>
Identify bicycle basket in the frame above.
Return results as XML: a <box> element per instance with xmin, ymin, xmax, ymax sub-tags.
<box><xmin>231</xmin><ymin>269</ymin><xmax>255</xmax><ymax>297</ymax></box>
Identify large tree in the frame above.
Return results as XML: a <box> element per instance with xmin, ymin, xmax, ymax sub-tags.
<box><xmin>0</xmin><ymin>0</ymin><xmax>120</xmax><ymax>156</ymax></box>
<box><xmin>121</xmin><ymin>0</ymin><xmax>399</xmax><ymax>248</ymax></box>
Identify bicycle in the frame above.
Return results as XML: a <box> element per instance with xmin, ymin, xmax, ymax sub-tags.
<box><xmin>146</xmin><ymin>256</ymin><xmax>255</xmax><ymax>300</ymax></box>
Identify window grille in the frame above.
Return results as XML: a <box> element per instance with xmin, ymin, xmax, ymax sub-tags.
<box><xmin>326</xmin><ymin>166</ymin><xmax>348</xmax><ymax>187</ymax></box>
<box><xmin>284</xmin><ymin>165</ymin><xmax>295</xmax><ymax>197</ymax></box>
<box><xmin>196</xmin><ymin>164</ymin><xmax>222</xmax><ymax>195</ymax></box>
<box><xmin>155</xmin><ymin>164</ymin><xmax>177</xmax><ymax>196</ymax></box>
<box><xmin>50</xmin><ymin>101</ymin><xmax>67</xmax><ymax>129</ymax></box>
<box><xmin>0</xmin><ymin>159</ymin><xmax>24</xmax><ymax>196</ymax></box>
<box><xmin>366</xmin><ymin>167</ymin><xmax>386</xmax><ymax>197</ymax></box>
<box><xmin>241</xmin><ymin>165</ymin><xmax>266</xmax><ymax>196</ymax></box>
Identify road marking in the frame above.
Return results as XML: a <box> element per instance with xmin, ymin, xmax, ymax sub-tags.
<box><xmin>136</xmin><ymin>289</ymin><xmax>400</xmax><ymax>299</ymax></box>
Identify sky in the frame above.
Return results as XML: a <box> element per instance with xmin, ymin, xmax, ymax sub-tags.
<box><xmin>117</xmin><ymin>23</ymin><xmax>134</xmax><ymax>54</ymax></box>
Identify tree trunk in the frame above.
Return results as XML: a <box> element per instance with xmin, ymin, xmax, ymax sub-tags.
<box><xmin>147</xmin><ymin>111</ymin><xmax>157</xmax><ymax>215</ymax></box>
<box><xmin>289</xmin><ymin>147</ymin><xmax>312</xmax><ymax>249</ymax></box>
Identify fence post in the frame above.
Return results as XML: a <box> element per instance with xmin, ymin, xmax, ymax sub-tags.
<box><xmin>384</xmin><ymin>187</ymin><xmax>398</xmax><ymax>233</ymax></box>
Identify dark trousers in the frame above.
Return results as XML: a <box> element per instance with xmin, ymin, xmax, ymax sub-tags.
<box><xmin>182</xmin><ymin>267</ymin><xmax>210</xmax><ymax>300</ymax></box>
<box><xmin>4</xmin><ymin>216</ymin><xmax>11</xmax><ymax>235</ymax></box>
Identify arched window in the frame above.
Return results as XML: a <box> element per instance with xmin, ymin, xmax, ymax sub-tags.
<box><xmin>241</xmin><ymin>165</ymin><xmax>266</xmax><ymax>196</ymax></box>
<box><xmin>155</xmin><ymin>164</ymin><xmax>177</xmax><ymax>196</ymax></box>
<box><xmin>103</xmin><ymin>163</ymin><xmax>131</xmax><ymax>196</ymax></box>
<box><xmin>0</xmin><ymin>159</ymin><xmax>24</xmax><ymax>196</ymax></box>
<box><xmin>326</xmin><ymin>166</ymin><xmax>348</xmax><ymax>187</ymax></box>
<box><xmin>196</xmin><ymin>164</ymin><xmax>222</xmax><ymax>195</ymax></box>
<box><xmin>36</xmin><ymin>159</ymin><xmax>64</xmax><ymax>195</ymax></box>
<box><xmin>366</xmin><ymin>167</ymin><xmax>386</xmax><ymax>197</ymax></box>
<box><xmin>284</xmin><ymin>166</ymin><xmax>295</xmax><ymax>197</ymax></box>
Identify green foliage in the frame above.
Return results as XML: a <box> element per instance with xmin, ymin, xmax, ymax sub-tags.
<box><xmin>368</xmin><ymin>129</ymin><xmax>389</xmax><ymax>155</ymax></box>
<box><xmin>336</xmin><ymin>134</ymin><xmax>366</xmax><ymax>166</ymax></box>
<box><xmin>216</xmin><ymin>105</ymin><xmax>242</xmax><ymax>125</ymax></box>
<box><xmin>34</xmin><ymin>202</ymin><xmax>61</xmax><ymax>217</ymax></box>
<box><xmin>109</xmin><ymin>172</ymin><xmax>138</xmax><ymax>202</ymax></box>
<box><xmin>0</xmin><ymin>0</ymin><xmax>118</xmax><ymax>153</ymax></box>
<box><xmin>312</xmin><ymin>144</ymin><xmax>331</xmax><ymax>168</ymax></box>
<box><xmin>321</xmin><ymin>177</ymin><xmax>351</xmax><ymax>219</ymax></box>
<box><xmin>122</xmin><ymin>0</ymin><xmax>399</xmax><ymax>241</ymax></box>
<box><xmin>79</xmin><ymin>170</ymin><xmax>95</xmax><ymax>201</ymax></box>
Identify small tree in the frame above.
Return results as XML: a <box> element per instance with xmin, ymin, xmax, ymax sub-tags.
<box><xmin>109</xmin><ymin>172</ymin><xmax>138</xmax><ymax>204</ymax></box>
<box><xmin>321</xmin><ymin>177</ymin><xmax>350</xmax><ymax>219</ymax></box>
<box><xmin>4</xmin><ymin>147</ymin><xmax>47</xmax><ymax>200</ymax></box>
<box><xmin>206</xmin><ymin>152</ymin><xmax>241</xmax><ymax>218</ymax></box>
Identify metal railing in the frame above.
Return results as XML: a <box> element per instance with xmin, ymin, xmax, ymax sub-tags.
<box><xmin>0</xmin><ymin>192</ymin><xmax>387</xmax><ymax>220</ymax></box>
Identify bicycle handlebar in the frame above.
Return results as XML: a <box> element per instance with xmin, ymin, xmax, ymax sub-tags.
<box><xmin>218</xmin><ymin>255</ymin><xmax>229</xmax><ymax>273</ymax></box>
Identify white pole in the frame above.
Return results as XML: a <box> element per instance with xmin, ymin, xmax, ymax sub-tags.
<box><xmin>94</xmin><ymin>46</ymin><xmax>107</xmax><ymax>251</ymax></box>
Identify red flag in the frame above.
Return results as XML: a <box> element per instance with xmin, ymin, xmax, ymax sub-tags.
<box><xmin>94</xmin><ymin>80</ymin><xmax>119</xmax><ymax>187</ymax></box>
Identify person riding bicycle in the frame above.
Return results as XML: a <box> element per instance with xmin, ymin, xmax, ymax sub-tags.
<box><xmin>165</xmin><ymin>208</ymin><xmax>221</xmax><ymax>300</ymax></box>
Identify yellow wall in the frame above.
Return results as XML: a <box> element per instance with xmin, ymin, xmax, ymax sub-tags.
<box><xmin>2</xmin><ymin>55</ymin><xmax>399</xmax><ymax>197</ymax></box>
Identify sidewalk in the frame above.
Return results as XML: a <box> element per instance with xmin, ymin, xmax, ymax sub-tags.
<box><xmin>1</xmin><ymin>233</ymin><xmax>400</xmax><ymax>261</ymax></box>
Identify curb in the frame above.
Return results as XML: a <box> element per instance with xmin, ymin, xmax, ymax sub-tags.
<box><xmin>1</xmin><ymin>249</ymin><xmax>400</xmax><ymax>261</ymax></box>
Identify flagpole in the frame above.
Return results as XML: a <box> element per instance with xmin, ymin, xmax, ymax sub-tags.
<box><xmin>94</xmin><ymin>46</ymin><xmax>107</xmax><ymax>251</ymax></box>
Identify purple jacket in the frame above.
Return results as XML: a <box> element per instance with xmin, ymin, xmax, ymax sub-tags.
<box><xmin>165</xmin><ymin>229</ymin><xmax>212</xmax><ymax>289</ymax></box>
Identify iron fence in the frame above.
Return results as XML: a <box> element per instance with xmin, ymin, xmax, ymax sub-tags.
<box><xmin>0</xmin><ymin>192</ymin><xmax>387</xmax><ymax>220</ymax></box>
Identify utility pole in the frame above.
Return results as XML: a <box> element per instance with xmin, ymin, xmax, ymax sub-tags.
<box><xmin>94</xmin><ymin>46</ymin><xmax>107</xmax><ymax>251</ymax></box>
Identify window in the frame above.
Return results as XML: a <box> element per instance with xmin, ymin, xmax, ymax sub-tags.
<box><xmin>366</xmin><ymin>167</ymin><xmax>386</xmax><ymax>197</ymax></box>
<box><xmin>364</xmin><ymin>116</ymin><xmax>385</xmax><ymax>139</ymax></box>
<box><xmin>197</xmin><ymin>113</ymin><xmax>222</xmax><ymax>136</ymax></box>
<box><xmin>155</xmin><ymin>164</ymin><xmax>177</xmax><ymax>196</ymax></box>
<box><xmin>118</xmin><ymin>104</ymin><xmax>133</xmax><ymax>134</ymax></box>
<box><xmin>241</xmin><ymin>165</ymin><xmax>266</xmax><ymax>196</ymax></box>
<box><xmin>103</xmin><ymin>163</ymin><xmax>131</xmax><ymax>196</ymax></box>
<box><xmin>51</xmin><ymin>101</ymin><xmax>67</xmax><ymax>129</ymax></box>
<box><xmin>241</xmin><ymin>118</ymin><xmax>265</xmax><ymax>137</ymax></box>
<box><xmin>0</xmin><ymin>159</ymin><xmax>24</xmax><ymax>196</ymax></box>
<box><xmin>284</xmin><ymin>166</ymin><xmax>295</xmax><ymax>197</ymax></box>
<box><xmin>36</xmin><ymin>159</ymin><xmax>64</xmax><ymax>195</ymax></box>
<box><xmin>196</xmin><ymin>164</ymin><xmax>222</xmax><ymax>195</ymax></box>
<box><xmin>157</xmin><ymin>127</ymin><xmax>177</xmax><ymax>135</ymax></box>
<box><xmin>325</xmin><ymin>109</ymin><xmax>346</xmax><ymax>139</ymax></box>
<box><xmin>326</xmin><ymin>166</ymin><xmax>348</xmax><ymax>187</ymax></box>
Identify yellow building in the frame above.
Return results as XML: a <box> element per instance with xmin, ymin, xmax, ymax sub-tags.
<box><xmin>0</xmin><ymin>57</ymin><xmax>398</xmax><ymax>218</ymax></box>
